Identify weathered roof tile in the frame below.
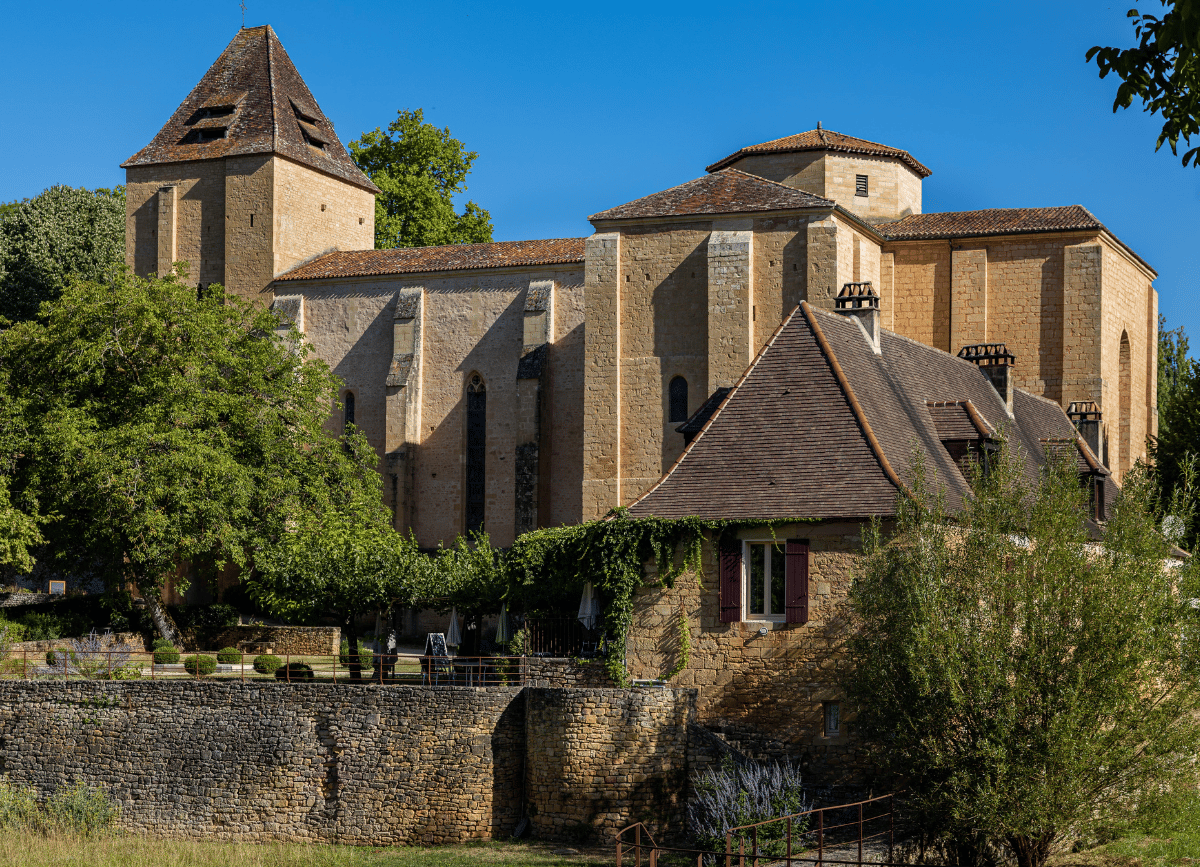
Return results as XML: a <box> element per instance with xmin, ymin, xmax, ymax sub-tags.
<box><xmin>706</xmin><ymin>128</ymin><xmax>932</xmax><ymax>178</ymax></box>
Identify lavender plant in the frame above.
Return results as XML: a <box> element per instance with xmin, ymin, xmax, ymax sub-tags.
<box><xmin>41</xmin><ymin>631</ymin><xmax>138</xmax><ymax>679</ymax></box>
<box><xmin>689</xmin><ymin>757</ymin><xmax>809</xmax><ymax>859</ymax></box>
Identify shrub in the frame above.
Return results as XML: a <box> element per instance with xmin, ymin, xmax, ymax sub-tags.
<box><xmin>215</xmin><ymin>647</ymin><xmax>241</xmax><ymax>664</ymax></box>
<box><xmin>689</xmin><ymin>758</ymin><xmax>808</xmax><ymax>858</ymax></box>
<box><xmin>46</xmin><ymin>631</ymin><xmax>139</xmax><ymax>679</ymax></box>
<box><xmin>45</xmin><ymin>650</ymin><xmax>59</xmax><ymax>666</ymax></box>
<box><xmin>110</xmin><ymin>662</ymin><xmax>142</xmax><ymax>680</ymax></box>
<box><xmin>339</xmin><ymin>641</ymin><xmax>373</xmax><ymax>669</ymax></box>
<box><xmin>275</xmin><ymin>661</ymin><xmax>314</xmax><ymax>680</ymax></box>
<box><xmin>0</xmin><ymin>780</ymin><xmax>38</xmax><ymax>828</ymax></box>
<box><xmin>152</xmin><ymin>639</ymin><xmax>179</xmax><ymax>665</ymax></box>
<box><xmin>0</xmin><ymin>619</ymin><xmax>27</xmax><ymax>647</ymax></box>
<box><xmin>183</xmin><ymin>654</ymin><xmax>217</xmax><ymax>676</ymax></box>
<box><xmin>42</xmin><ymin>781</ymin><xmax>120</xmax><ymax>836</ymax></box>
<box><xmin>253</xmin><ymin>654</ymin><xmax>281</xmax><ymax>674</ymax></box>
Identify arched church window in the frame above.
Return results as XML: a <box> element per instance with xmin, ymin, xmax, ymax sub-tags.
<box><xmin>465</xmin><ymin>374</ymin><xmax>487</xmax><ymax>534</ymax></box>
<box><xmin>669</xmin><ymin>376</ymin><xmax>689</xmax><ymax>423</ymax></box>
<box><xmin>343</xmin><ymin>391</ymin><xmax>355</xmax><ymax>431</ymax></box>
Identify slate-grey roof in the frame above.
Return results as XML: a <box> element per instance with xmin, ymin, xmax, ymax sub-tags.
<box><xmin>706</xmin><ymin>128</ymin><xmax>933</xmax><ymax>178</ymax></box>
<box><xmin>589</xmin><ymin>169</ymin><xmax>832</xmax><ymax>222</ymax></box>
<box><xmin>122</xmin><ymin>25</ymin><xmax>380</xmax><ymax>195</ymax></box>
<box><xmin>627</xmin><ymin>303</ymin><xmax>1107</xmax><ymax>522</ymax></box>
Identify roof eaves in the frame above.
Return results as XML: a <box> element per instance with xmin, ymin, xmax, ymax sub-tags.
<box><xmin>801</xmin><ymin>302</ymin><xmax>914</xmax><ymax>501</ymax></box>
<box><xmin>832</xmin><ymin>204</ymin><xmax>886</xmax><ymax>243</ymax></box>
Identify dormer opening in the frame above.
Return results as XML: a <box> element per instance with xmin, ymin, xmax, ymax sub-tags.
<box><xmin>194</xmin><ymin>128</ymin><xmax>227</xmax><ymax>143</ymax></box>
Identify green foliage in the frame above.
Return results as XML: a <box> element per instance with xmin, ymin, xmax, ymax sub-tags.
<box><xmin>845</xmin><ymin>444</ymin><xmax>1200</xmax><ymax>867</ymax></box>
<box><xmin>664</xmin><ymin>612</ymin><xmax>691</xmax><ymax>680</ymax></box>
<box><xmin>349</xmin><ymin>109</ymin><xmax>493</xmax><ymax>249</ymax></box>
<box><xmin>1151</xmin><ymin>317</ymin><xmax>1200</xmax><ymax>545</ymax></box>
<box><xmin>215</xmin><ymin>647</ymin><xmax>241</xmax><ymax>664</ymax></box>
<box><xmin>0</xmin><ymin>619</ymin><xmax>27</xmax><ymax>646</ymax></box>
<box><xmin>0</xmin><ymin>368</ymin><xmax>44</xmax><ymax>575</ymax></box>
<box><xmin>253</xmin><ymin>653</ymin><xmax>281</xmax><ymax>674</ymax></box>
<box><xmin>0</xmin><ymin>780</ymin><xmax>38</xmax><ymax>829</ymax></box>
<box><xmin>152</xmin><ymin>640</ymin><xmax>179</xmax><ymax>665</ymax></box>
<box><xmin>688</xmin><ymin>758</ymin><xmax>808</xmax><ymax>856</ymax></box>
<box><xmin>506</xmin><ymin>511</ymin><xmax>707</xmax><ymax>686</ymax></box>
<box><xmin>183</xmin><ymin>654</ymin><xmax>217</xmax><ymax>676</ymax></box>
<box><xmin>0</xmin><ymin>268</ymin><xmax>385</xmax><ymax>623</ymax></box>
<box><xmin>338</xmin><ymin>641</ymin><xmax>373</xmax><ymax>669</ymax></box>
<box><xmin>275</xmin><ymin>661</ymin><xmax>314</xmax><ymax>680</ymax></box>
<box><xmin>42</xmin><ymin>781</ymin><xmax>120</xmax><ymax>836</ymax></box>
<box><xmin>1087</xmin><ymin>1</ymin><xmax>1200</xmax><ymax>166</ymax></box>
<box><xmin>0</xmin><ymin>185</ymin><xmax>125</xmax><ymax>322</ymax></box>
<box><xmin>109</xmin><ymin>663</ymin><xmax>141</xmax><ymax>680</ymax></box>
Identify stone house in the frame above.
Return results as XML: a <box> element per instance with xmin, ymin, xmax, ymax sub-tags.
<box><xmin>622</xmin><ymin>287</ymin><xmax>1114</xmax><ymax>784</ymax></box>
<box><xmin>123</xmin><ymin>25</ymin><xmax>1153</xmax><ymax>553</ymax></box>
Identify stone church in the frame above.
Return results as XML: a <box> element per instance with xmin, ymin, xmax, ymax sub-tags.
<box><xmin>124</xmin><ymin>25</ymin><xmax>1158</xmax><ymax>550</ymax></box>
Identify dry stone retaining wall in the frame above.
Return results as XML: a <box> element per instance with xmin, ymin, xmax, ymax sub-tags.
<box><xmin>0</xmin><ymin>681</ymin><xmax>695</xmax><ymax>846</ymax></box>
<box><xmin>201</xmin><ymin>625</ymin><xmax>340</xmax><ymax>655</ymax></box>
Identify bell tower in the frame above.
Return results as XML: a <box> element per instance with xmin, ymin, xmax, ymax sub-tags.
<box><xmin>122</xmin><ymin>25</ymin><xmax>378</xmax><ymax>304</ymax></box>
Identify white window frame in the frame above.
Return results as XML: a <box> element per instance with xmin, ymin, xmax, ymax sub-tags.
<box><xmin>742</xmin><ymin>539</ymin><xmax>786</xmax><ymax>622</ymax></box>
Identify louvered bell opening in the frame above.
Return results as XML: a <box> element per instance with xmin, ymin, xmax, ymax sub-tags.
<box><xmin>855</xmin><ymin>174</ymin><xmax>868</xmax><ymax>197</ymax></box>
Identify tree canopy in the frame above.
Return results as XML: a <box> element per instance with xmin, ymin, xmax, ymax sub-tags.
<box><xmin>0</xmin><ymin>267</ymin><xmax>384</xmax><ymax>637</ymax></box>
<box><xmin>1088</xmin><ymin>1</ymin><xmax>1200</xmax><ymax>166</ymax></box>
<box><xmin>1151</xmin><ymin>316</ymin><xmax>1200</xmax><ymax>545</ymax></box>
<box><xmin>0</xmin><ymin>185</ymin><xmax>125</xmax><ymax>322</ymax></box>
<box><xmin>349</xmin><ymin>109</ymin><xmax>493</xmax><ymax>249</ymax></box>
<box><xmin>845</xmin><ymin>445</ymin><xmax>1200</xmax><ymax>867</ymax></box>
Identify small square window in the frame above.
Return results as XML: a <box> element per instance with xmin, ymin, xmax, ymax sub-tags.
<box><xmin>823</xmin><ymin>701</ymin><xmax>841</xmax><ymax>737</ymax></box>
<box><xmin>855</xmin><ymin>175</ymin><xmax>868</xmax><ymax>197</ymax></box>
<box><xmin>744</xmin><ymin>541</ymin><xmax>786</xmax><ymax>620</ymax></box>
<box><xmin>48</xmin><ymin>580</ymin><xmax>66</xmax><ymax>596</ymax></box>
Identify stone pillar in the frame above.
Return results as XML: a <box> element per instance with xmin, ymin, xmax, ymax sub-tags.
<box><xmin>950</xmin><ymin>247</ymin><xmax>987</xmax><ymax>349</ymax></box>
<box><xmin>515</xmin><ymin>280</ymin><xmax>554</xmax><ymax>536</ymax></box>
<box><xmin>156</xmin><ymin>185</ymin><xmax>177</xmax><ymax>277</ymax></box>
<box><xmin>806</xmin><ymin>215</ymin><xmax>838</xmax><ymax>311</ymax></box>
<box><xmin>706</xmin><ymin>220</ymin><xmax>754</xmax><ymax>394</ymax></box>
<box><xmin>1062</xmin><ymin>243</ymin><xmax>1103</xmax><ymax>417</ymax></box>
<box><xmin>385</xmin><ymin>289</ymin><xmax>424</xmax><ymax>533</ymax></box>
<box><xmin>582</xmin><ymin>232</ymin><xmax>621</xmax><ymax>520</ymax></box>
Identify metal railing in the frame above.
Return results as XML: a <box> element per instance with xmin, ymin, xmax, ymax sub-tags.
<box><xmin>615</xmin><ymin>793</ymin><xmax>896</xmax><ymax>867</ymax></box>
<box><xmin>523</xmin><ymin>617</ymin><xmax>602</xmax><ymax>658</ymax></box>
<box><xmin>0</xmin><ymin>649</ymin><xmax>527</xmax><ymax>687</ymax></box>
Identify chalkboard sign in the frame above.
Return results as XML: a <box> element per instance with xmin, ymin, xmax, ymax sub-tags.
<box><xmin>424</xmin><ymin>633</ymin><xmax>448</xmax><ymax>658</ymax></box>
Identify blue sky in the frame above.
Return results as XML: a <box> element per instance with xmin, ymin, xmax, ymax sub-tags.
<box><xmin>1</xmin><ymin>1</ymin><xmax>1196</xmax><ymax>342</ymax></box>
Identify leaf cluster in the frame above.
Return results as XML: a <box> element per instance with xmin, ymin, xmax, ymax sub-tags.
<box><xmin>349</xmin><ymin>109</ymin><xmax>493</xmax><ymax>249</ymax></box>
<box><xmin>1087</xmin><ymin>1</ymin><xmax>1200</xmax><ymax>166</ymax></box>
<box><xmin>846</xmin><ymin>443</ymin><xmax>1200</xmax><ymax>867</ymax></box>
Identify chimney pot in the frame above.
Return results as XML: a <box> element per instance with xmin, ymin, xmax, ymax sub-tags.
<box><xmin>959</xmin><ymin>342</ymin><xmax>1015</xmax><ymax>415</ymax></box>
<box><xmin>1067</xmin><ymin>400</ymin><xmax>1102</xmax><ymax>458</ymax></box>
<box><xmin>836</xmin><ymin>282</ymin><xmax>880</xmax><ymax>352</ymax></box>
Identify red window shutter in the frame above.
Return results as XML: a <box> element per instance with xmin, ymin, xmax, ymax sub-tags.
<box><xmin>719</xmin><ymin>541</ymin><xmax>742</xmax><ymax>623</ymax></box>
<box><xmin>785</xmin><ymin>539</ymin><xmax>809</xmax><ymax>624</ymax></box>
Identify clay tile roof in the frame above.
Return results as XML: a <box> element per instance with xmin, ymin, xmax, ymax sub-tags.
<box><xmin>627</xmin><ymin>304</ymin><xmax>1108</xmax><ymax>523</ymax></box>
<box><xmin>706</xmin><ymin>128</ymin><xmax>932</xmax><ymax>178</ymax></box>
<box><xmin>880</xmin><ymin>205</ymin><xmax>1104</xmax><ymax>240</ymax></box>
<box><xmin>274</xmin><ymin>238</ymin><xmax>587</xmax><ymax>281</ymax></box>
<box><xmin>589</xmin><ymin>169</ymin><xmax>832</xmax><ymax>222</ymax></box>
<box><xmin>122</xmin><ymin>25</ymin><xmax>379</xmax><ymax>195</ymax></box>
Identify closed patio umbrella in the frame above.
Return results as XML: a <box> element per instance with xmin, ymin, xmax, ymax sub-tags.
<box><xmin>446</xmin><ymin>608</ymin><xmax>462</xmax><ymax>646</ymax></box>
<box><xmin>495</xmin><ymin>602</ymin><xmax>510</xmax><ymax>644</ymax></box>
<box><xmin>577</xmin><ymin>583</ymin><xmax>599</xmax><ymax>630</ymax></box>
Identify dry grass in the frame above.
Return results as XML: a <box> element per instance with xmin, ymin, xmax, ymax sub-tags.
<box><xmin>0</xmin><ymin>831</ymin><xmax>610</xmax><ymax>867</ymax></box>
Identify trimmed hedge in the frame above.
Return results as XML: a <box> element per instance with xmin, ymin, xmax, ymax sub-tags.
<box><xmin>152</xmin><ymin>639</ymin><xmax>179</xmax><ymax>665</ymax></box>
<box><xmin>252</xmin><ymin>654</ymin><xmax>281</xmax><ymax>675</ymax></box>
<box><xmin>275</xmin><ymin>662</ymin><xmax>314</xmax><ymax>680</ymax></box>
<box><xmin>183</xmin><ymin>655</ymin><xmax>216</xmax><ymax>676</ymax></box>
<box><xmin>339</xmin><ymin>641</ymin><xmax>373</xmax><ymax>669</ymax></box>
<box><xmin>215</xmin><ymin>647</ymin><xmax>241</xmax><ymax>664</ymax></box>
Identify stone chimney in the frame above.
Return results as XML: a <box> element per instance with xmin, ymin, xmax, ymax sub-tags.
<box><xmin>1067</xmin><ymin>400</ymin><xmax>1102</xmax><ymax>457</ymax></box>
<box><xmin>835</xmin><ymin>282</ymin><xmax>880</xmax><ymax>353</ymax></box>
<box><xmin>958</xmin><ymin>342</ymin><xmax>1016</xmax><ymax>415</ymax></box>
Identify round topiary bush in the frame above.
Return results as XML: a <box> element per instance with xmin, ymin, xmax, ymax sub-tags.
<box><xmin>45</xmin><ymin>650</ymin><xmax>59</xmax><ymax>666</ymax></box>
<box><xmin>152</xmin><ymin>639</ymin><xmax>180</xmax><ymax>665</ymax></box>
<box><xmin>183</xmin><ymin>654</ymin><xmax>217</xmax><ymax>676</ymax></box>
<box><xmin>215</xmin><ymin>647</ymin><xmax>241</xmax><ymax>664</ymax></box>
<box><xmin>253</xmin><ymin>654</ymin><xmax>282</xmax><ymax>675</ymax></box>
<box><xmin>275</xmin><ymin>662</ymin><xmax>314</xmax><ymax>680</ymax></box>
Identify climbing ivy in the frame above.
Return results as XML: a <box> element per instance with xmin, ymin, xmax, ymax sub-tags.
<box><xmin>665</xmin><ymin>611</ymin><xmax>691</xmax><ymax>681</ymax></box>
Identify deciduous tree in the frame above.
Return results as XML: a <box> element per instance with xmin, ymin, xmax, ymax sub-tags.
<box><xmin>349</xmin><ymin>109</ymin><xmax>493</xmax><ymax>249</ymax></box>
<box><xmin>846</xmin><ymin>445</ymin><xmax>1200</xmax><ymax>867</ymax></box>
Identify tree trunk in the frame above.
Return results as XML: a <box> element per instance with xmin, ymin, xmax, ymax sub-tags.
<box><xmin>1008</xmin><ymin>832</ymin><xmax>1055</xmax><ymax>867</ymax></box>
<box><xmin>347</xmin><ymin>616</ymin><xmax>362</xmax><ymax>681</ymax></box>
<box><xmin>146</xmin><ymin>592</ymin><xmax>182</xmax><ymax>646</ymax></box>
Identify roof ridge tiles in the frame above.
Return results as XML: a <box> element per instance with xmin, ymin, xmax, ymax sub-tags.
<box><xmin>706</xmin><ymin>128</ymin><xmax>932</xmax><ymax>177</ymax></box>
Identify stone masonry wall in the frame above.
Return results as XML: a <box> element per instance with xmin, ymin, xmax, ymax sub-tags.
<box><xmin>524</xmin><ymin>688</ymin><xmax>694</xmax><ymax>842</ymax></box>
<box><xmin>626</xmin><ymin>523</ymin><xmax>873</xmax><ymax>788</ymax></box>
<box><xmin>201</xmin><ymin>625</ymin><xmax>341</xmax><ymax>655</ymax></box>
<box><xmin>0</xmin><ymin>682</ymin><xmax>696</xmax><ymax>845</ymax></box>
<box><xmin>525</xmin><ymin>658</ymin><xmax>616</xmax><ymax>689</ymax></box>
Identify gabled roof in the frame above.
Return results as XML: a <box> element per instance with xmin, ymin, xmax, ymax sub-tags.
<box><xmin>274</xmin><ymin>238</ymin><xmax>586</xmax><ymax>282</ymax></box>
<box><xmin>588</xmin><ymin>169</ymin><xmax>832</xmax><ymax>223</ymax></box>
<box><xmin>706</xmin><ymin>128</ymin><xmax>933</xmax><ymax>178</ymax></box>
<box><xmin>122</xmin><ymin>25</ymin><xmax>379</xmax><ymax>195</ymax></box>
<box><xmin>627</xmin><ymin>303</ymin><xmax>1105</xmax><ymax>522</ymax></box>
<box><xmin>879</xmin><ymin>205</ymin><xmax>1104</xmax><ymax>241</ymax></box>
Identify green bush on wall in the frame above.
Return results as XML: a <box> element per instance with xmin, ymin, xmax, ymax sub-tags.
<box><xmin>339</xmin><ymin>641</ymin><xmax>373</xmax><ymax>669</ymax></box>
<box><xmin>182</xmin><ymin>654</ymin><xmax>216</xmax><ymax>676</ymax></box>
<box><xmin>215</xmin><ymin>647</ymin><xmax>241</xmax><ymax>664</ymax></box>
<box><xmin>152</xmin><ymin>639</ymin><xmax>179</xmax><ymax>665</ymax></box>
<box><xmin>252</xmin><ymin>654</ymin><xmax>281</xmax><ymax>674</ymax></box>
<box><xmin>275</xmin><ymin>661</ymin><xmax>314</xmax><ymax>680</ymax></box>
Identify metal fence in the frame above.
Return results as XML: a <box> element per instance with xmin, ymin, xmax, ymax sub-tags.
<box><xmin>523</xmin><ymin>617</ymin><xmax>602</xmax><ymax>658</ymax></box>
<box><xmin>0</xmin><ymin>649</ymin><xmax>527</xmax><ymax>687</ymax></box>
<box><xmin>615</xmin><ymin>793</ymin><xmax>896</xmax><ymax>867</ymax></box>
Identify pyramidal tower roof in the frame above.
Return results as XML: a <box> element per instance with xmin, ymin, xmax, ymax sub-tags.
<box><xmin>122</xmin><ymin>25</ymin><xmax>379</xmax><ymax>194</ymax></box>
